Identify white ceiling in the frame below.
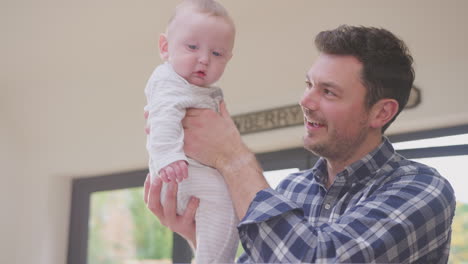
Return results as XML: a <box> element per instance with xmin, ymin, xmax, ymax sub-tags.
<box><xmin>3</xmin><ymin>0</ymin><xmax>468</xmax><ymax>178</ymax></box>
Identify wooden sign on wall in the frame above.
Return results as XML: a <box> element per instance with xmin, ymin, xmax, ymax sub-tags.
<box><xmin>232</xmin><ymin>87</ymin><xmax>421</xmax><ymax>135</ymax></box>
<box><xmin>232</xmin><ymin>104</ymin><xmax>304</xmax><ymax>135</ymax></box>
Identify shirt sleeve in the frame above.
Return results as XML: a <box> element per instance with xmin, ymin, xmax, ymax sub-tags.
<box><xmin>237</xmin><ymin>173</ymin><xmax>455</xmax><ymax>263</ymax></box>
<box><xmin>146</xmin><ymin>78</ymin><xmax>193</xmax><ymax>173</ymax></box>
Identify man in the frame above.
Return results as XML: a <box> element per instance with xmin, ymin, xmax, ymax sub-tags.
<box><xmin>144</xmin><ymin>25</ymin><xmax>456</xmax><ymax>263</ymax></box>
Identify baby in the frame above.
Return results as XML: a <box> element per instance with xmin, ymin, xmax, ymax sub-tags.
<box><xmin>144</xmin><ymin>0</ymin><xmax>238</xmax><ymax>263</ymax></box>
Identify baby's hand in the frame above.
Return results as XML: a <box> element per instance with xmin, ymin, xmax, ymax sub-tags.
<box><xmin>159</xmin><ymin>160</ymin><xmax>189</xmax><ymax>183</ymax></box>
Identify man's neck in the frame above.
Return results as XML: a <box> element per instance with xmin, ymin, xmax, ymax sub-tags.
<box><xmin>325</xmin><ymin>133</ymin><xmax>383</xmax><ymax>189</ymax></box>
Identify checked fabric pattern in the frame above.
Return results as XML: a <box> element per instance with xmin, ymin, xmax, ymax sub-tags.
<box><xmin>237</xmin><ymin>137</ymin><xmax>455</xmax><ymax>263</ymax></box>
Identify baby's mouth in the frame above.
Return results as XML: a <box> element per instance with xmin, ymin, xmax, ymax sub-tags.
<box><xmin>196</xmin><ymin>71</ymin><xmax>206</xmax><ymax>77</ymax></box>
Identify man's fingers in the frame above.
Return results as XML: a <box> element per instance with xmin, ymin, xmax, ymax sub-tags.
<box><xmin>180</xmin><ymin>162</ymin><xmax>188</xmax><ymax>179</ymax></box>
<box><xmin>185</xmin><ymin>108</ymin><xmax>205</xmax><ymax>117</ymax></box>
<box><xmin>182</xmin><ymin>196</ymin><xmax>199</xmax><ymax>225</ymax></box>
<box><xmin>144</xmin><ymin>173</ymin><xmax>150</xmax><ymax>204</ymax></box>
<box><xmin>147</xmin><ymin>177</ymin><xmax>164</xmax><ymax>220</ymax></box>
<box><xmin>144</xmin><ymin>111</ymin><xmax>150</xmax><ymax>134</ymax></box>
<box><xmin>219</xmin><ymin>101</ymin><xmax>230</xmax><ymax>117</ymax></box>
<box><xmin>163</xmin><ymin>181</ymin><xmax>178</xmax><ymax>224</ymax></box>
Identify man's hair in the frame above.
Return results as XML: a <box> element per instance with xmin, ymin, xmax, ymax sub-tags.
<box><xmin>315</xmin><ymin>25</ymin><xmax>415</xmax><ymax>132</ymax></box>
<box><xmin>168</xmin><ymin>0</ymin><xmax>235</xmax><ymax>32</ymax></box>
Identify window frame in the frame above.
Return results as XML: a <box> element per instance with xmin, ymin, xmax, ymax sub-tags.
<box><xmin>388</xmin><ymin>124</ymin><xmax>468</xmax><ymax>158</ymax></box>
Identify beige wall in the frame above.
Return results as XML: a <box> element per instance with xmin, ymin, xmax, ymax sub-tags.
<box><xmin>2</xmin><ymin>0</ymin><xmax>468</xmax><ymax>263</ymax></box>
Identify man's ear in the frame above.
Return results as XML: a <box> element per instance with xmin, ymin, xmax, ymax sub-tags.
<box><xmin>159</xmin><ymin>33</ymin><xmax>169</xmax><ymax>61</ymax></box>
<box><xmin>369</xmin><ymin>99</ymin><xmax>399</xmax><ymax>129</ymax></box>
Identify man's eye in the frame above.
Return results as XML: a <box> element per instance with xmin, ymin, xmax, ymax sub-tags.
<box><xmin>212</xmin><ymin>51</ymin><xmax>222</xmax><ymax>56</ymax></box>
<box><xmin>305</xmin><ymin>81</ymin><xmax>312</xmax><ymax>88</ymax></box>
<box><xmin>324</xmin><ymin>89</ymin><xmax>335</xmax><ymax>96</ymax></box>
<box><xmin>188</xmin><ymin>44</ymin><xmax>197</xmax><ymax>50</ymax></box>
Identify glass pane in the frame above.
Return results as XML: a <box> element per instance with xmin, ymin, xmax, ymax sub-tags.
<box><xmin>412</xmin><ymin>156</ymin><xmax>468</xmax><ymax>263</ymax></box>
<box><xmin>87</xmin><ymin>187</ymin><xmax>173</xmax><ymax>264</ymax></box>
<box><xmin>264</xmin><ymin>168</ymin><xmax>300</xmax><ymax>189</ymax></box>
<box><xmin>393</xmin><ymin>133</ymin><xmax>468</xmax><ymax>150</ymax></box>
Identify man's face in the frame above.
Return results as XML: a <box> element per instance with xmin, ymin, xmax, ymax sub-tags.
<box><xmin>300</xmin><ymin>53</ymin><xmax>372</xmax><ymax>162</ymax></box>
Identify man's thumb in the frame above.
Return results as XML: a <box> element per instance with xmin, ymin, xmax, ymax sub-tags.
<box><xmin>219</xmin><ymin>101</ymin><xmax>230</xmax><ymax>117</ymax></box>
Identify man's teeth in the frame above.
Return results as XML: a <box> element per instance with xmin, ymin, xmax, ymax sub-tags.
<box><xmin>305</xmin><ymin>117</ymin><xmax>322</xmax><ymax>127</ymax></box>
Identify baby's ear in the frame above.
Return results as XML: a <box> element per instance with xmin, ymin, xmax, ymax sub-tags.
<box><xmin>159</xmin><ymin>33</ymin><xmax>169</xmax><ymax>61</ymax></box>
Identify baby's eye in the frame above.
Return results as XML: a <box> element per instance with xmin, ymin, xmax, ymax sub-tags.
<box><xmin>188</xmin><ymin>44</ymin><xmax>198</xmax><ymax>50</ymax></box>
<box><xmin>212</xmin><ymin>51</ymin><xmax>222</xmax><ymax>57</ymax></box>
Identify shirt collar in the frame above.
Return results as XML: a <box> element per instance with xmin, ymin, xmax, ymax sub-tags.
<box><xmin>311</xmin><ymin>137</ymin><xmax>396</xmax><ymax>185</ymax></box>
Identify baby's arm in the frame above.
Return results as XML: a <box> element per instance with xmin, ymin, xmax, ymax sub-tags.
<box><xmin>146</xmin><ymin>77</ymin><xmax>191</xmax><ymax>182</ymax></box>
<box><xmin>159</xmin><ymin>160</ymin><xmax>188</xmax><ymax>183</ymax></box>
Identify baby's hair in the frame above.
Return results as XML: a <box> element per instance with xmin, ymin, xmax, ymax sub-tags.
<box><xmin>167</xmin><ymin>0</ymin><xmax>235</xmax><ymax>32</ymax></box>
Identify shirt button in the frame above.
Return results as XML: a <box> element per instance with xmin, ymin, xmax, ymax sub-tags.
<box><xmin>324</xmin><ymin>203</ymin><xmax>331</xmax><ymax>210</ymax></box>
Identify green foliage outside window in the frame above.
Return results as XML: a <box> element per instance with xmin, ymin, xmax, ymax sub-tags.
<box><xmin>128</xmin><ymin>188</ymin><xmax>173</xmax><ymax>259</ymax></box>
<box><xmin>449</xmin><ymin>202</ymin><xmax>468</xmax><ymax>264</ymax></box>
<box><xmin>88</xmin><ymin>187</ymin><xmax>173</xmax><ymax>264</ymax></box>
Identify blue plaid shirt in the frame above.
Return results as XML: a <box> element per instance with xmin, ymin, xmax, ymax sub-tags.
<box><xmin>237</xmin><ymin>137</ymin><xmax>455</xmax><ymax>263</ymax></box>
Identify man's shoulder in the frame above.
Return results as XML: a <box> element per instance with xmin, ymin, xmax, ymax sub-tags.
<box><xmin>380</xmin><ymin>156</ymin><xmax>455</xmax><ymax>200</ymax></box>
<box><xmin>385</xmin><ymin>156</ymin><xmax>443</xmax><ymax>181</ymax></box>
<box><xmin>276</xmin><ymin>169</ymin><xmax>315</xmax><ymax>193</ymax></box>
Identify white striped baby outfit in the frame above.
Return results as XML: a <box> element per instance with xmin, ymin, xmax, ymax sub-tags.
<box><xmin>144</xmin><ymin>62</ymin><xmax>239</xmax><ymax>263</ymax></box>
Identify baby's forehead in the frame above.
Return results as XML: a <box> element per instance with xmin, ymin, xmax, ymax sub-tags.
<box><xmin>171</xmin><ymin>0</ymin><xmax>232</xmax><ymax>23</ymax></box>
<box><xmin>169</xmin><ymin>9</ymin><xmax>234</xmax><ymax>31</ymax></box>
<box><xmin>167</xmin><ymin>13</ymin><xmax>235</xmax><ymax>48</ymax></box>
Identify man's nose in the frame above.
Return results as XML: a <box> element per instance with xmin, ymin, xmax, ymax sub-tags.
<box><xmin>300</xmin><ymin>89</ymin><xmax>319</xmax><ymax>111</ymax></box>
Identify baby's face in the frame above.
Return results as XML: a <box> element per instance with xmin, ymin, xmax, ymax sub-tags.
<box><xmin>165</xmin><ymin>11</ymin><xmax>235</xmax><ymax>87</ymax></box>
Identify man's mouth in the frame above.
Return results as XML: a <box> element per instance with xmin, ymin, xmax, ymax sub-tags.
<box><xmin>304</xmin><ymin>116</ymin><xmax>325</xmax><ymax>128</ymax></box>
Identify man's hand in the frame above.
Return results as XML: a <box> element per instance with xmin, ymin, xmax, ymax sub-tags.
<box><xmin>159</xmin><ymin>160</ymin><xmax>189</xmax><ymax>183</ymax></box>
<box><xmin>144</xmin><ymin>173</ymin><xmax>199</xmax><ymax>248</ymax></box>
<box><xmin>182</xmin><ymin>101</ymin><xmax>244</xmax><ymax>170</ymax></box>
<box><xmin>144</xmin><ymin>110</ymin><xmax>150</xmax><ymax>134</ymax></box>
<box><xmin>182</xmin><ymin>102</ymin><xmax>269</xmax><ymax>219</ymax></box>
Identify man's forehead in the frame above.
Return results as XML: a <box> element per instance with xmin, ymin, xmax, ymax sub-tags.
<box><xmin>308</xmin><ymin>54</ymin><xmax>362</xmax><ymax>77</ymax></box>
<box><xmin>306</xmin><ymin>54</ymin><xmax>366</xmax><ymax>92</ymax></box>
